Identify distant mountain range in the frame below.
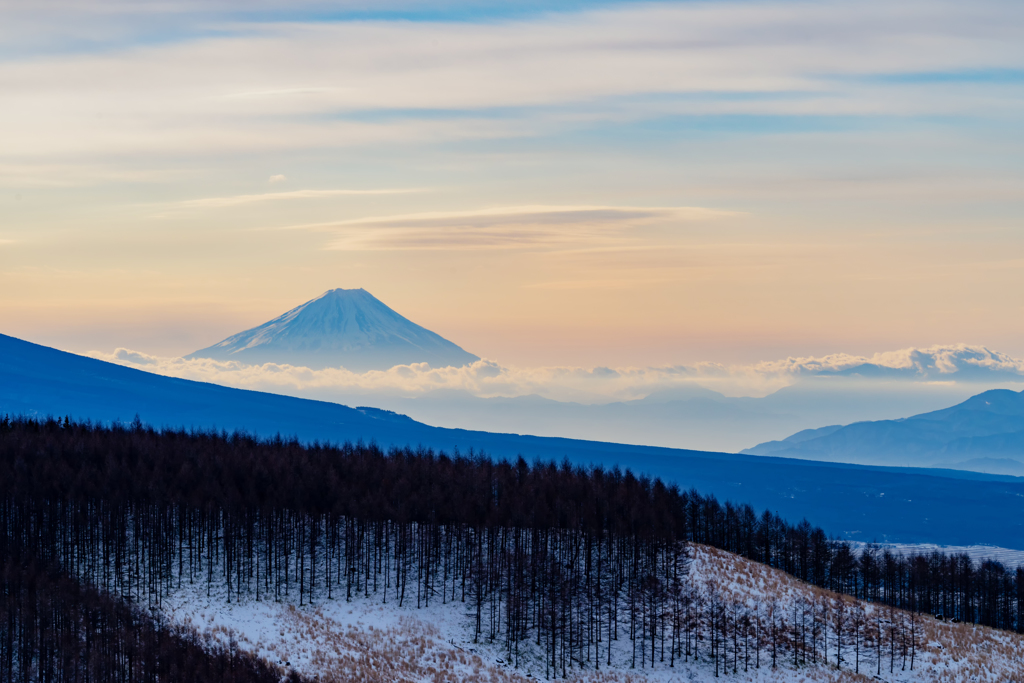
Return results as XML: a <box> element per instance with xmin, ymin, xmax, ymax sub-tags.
<box><xmin>324</xmin><ymin>381</ymin><xmax>981</xmax><ymax>456</ymax></box>
<box><xmin>187</xmin><ymin>288</ymin><xmax>479</xmax><ymax>371</ymax></box>
<box><xmin>743</xmin><ymin>389</ymin><xmax>1024</xmax><ymax>475</ymax></box>
<box><xmin>2</xmin><ymin>332</ymin><xmax>1022</xmax><ymax>549</ymax></box>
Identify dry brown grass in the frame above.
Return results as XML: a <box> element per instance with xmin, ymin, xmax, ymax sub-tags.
<box><xmin>235</xmin><ymin>605</ymin><xmax>535</xmax><ymax>683</ymax></box>
<box><xmin>692</xmin><ymin>544</ymin><xmax>1024</xmax><ymax>683</ymax></box>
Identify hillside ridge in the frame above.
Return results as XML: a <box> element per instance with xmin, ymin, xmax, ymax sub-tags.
<box><xmin>743</xmin><ymin>388</ymin><xmax>1024</xmax><ymax>475</ymax></box>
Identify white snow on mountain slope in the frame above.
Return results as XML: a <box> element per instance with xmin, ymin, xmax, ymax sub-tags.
<box><xmin>159</xmin><ymin>545</ymin><xmax>1024</xmax><ymax>683</ymax></box>
<box><xmin>186</xmin><ymin>288</ymin><xmax>479</xmax><ymax>371</ymax></box>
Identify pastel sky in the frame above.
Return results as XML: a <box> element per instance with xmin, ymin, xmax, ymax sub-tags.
<box><xmin>2</xmin><ymin>0</ymin><xmax>1023</xmax><ymax>368</ymax></box>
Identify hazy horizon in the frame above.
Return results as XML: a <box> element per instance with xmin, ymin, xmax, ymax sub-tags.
<box><xmin>79</xmin><ymin>298</ymin><xmax>1024</xmax><ymax>453</ymax></box>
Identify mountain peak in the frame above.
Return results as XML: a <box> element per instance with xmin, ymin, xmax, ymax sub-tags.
<box><xmin>322</xmin><ymin>287</ymin><xmax>366</xmax><ymax>296</ymax></box>
<box><xmin>186</xmin><ymin>289</ymin><xmax>479</xmax><ymax>372</ymax></box>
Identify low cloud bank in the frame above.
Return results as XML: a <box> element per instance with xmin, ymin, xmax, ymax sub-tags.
<box><xmin>757</xmin><ymin>345</ymin><xmax>1024</xmax><ymax>382</ymax></box>
<box><xmin>85</xmin><ymin>344</ymin><xmax>1024</xmax><ymax>404</ymax></box>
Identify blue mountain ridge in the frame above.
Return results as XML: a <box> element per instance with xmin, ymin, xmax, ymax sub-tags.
<box><xmin>2</xmin><ymin>332</ymin><xmax>1022</xmax><ymax>550</ymax></box>
<box><xmin>743</xmin><ymin>390</ymin><xmax>1024</xmax><ymax>475</ymax></box>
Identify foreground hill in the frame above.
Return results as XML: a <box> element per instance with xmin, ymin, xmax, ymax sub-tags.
<box><xmin>2</xmin><ymin>332</ymin><xmax>1023</xmax><ymax>548</ymax></box>
<box><xmin>744</xmin><ymin>389</ymin><xmax>1024</xmax><ymax>475</ymax></box>
<box><xmin>186</xmin><ymin>288</ymin><xmax>479</xmax><ymax>371</ymax></box>
<box><xmin>163</xmin><ymin>543</ymin><xmax>1024</xmax><ymax>683</ymax></box>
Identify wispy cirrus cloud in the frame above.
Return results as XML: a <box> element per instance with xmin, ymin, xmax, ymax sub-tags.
<box><xmin>174</xmin><ymin>187</ymin><xmax>426</xmax><ymax>209</ymax></box>
<box><xmin>3</xmin><ymin>1</ymin><xmax>1022</xmax><ymax>161</ymax></box>
<box><xmin>283</xmin><ymin>205</ymin><xmax>739</xmax><ymax>251</ymax></box>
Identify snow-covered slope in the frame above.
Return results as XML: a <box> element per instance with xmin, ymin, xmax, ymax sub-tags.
<box><xmin>187</xmin><ymin>288</ymin><xmax>479</xmax><ymax>371</ymax></box>
<box><xmin>161</xmin><ymin>545</ymin><xmax>1024</xmax><ymax>683</ymax></box>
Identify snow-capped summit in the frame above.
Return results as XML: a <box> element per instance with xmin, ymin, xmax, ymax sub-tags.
<box><xmin>186</xmin><ymin>288</ymin><xmax>479</xmax><ymax>371</ymax></box>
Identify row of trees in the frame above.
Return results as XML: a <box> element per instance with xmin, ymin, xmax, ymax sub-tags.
<box><xmin>0</xmin><ymin>415</ymin><xmax>1021</xmax><ymax>679</ymax></box>
<box><xmin>685</xmin><ymin>499</ymin><xmax>1024</xmax><ymax>630</ymax></box>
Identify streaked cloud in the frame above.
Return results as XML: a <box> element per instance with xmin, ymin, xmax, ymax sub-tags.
<box><xmin>295</xmin><ymin>205</ymin><xmax>738</xmax><ymax>251</ymax></box>
<box><xmin>523</xmin><ymin>276</ymin><xmax>677</xmax><ymax>291</ymax></box>
<box><xmin>176</xmin><ymin>187</ymin><xmax>425</xmax><ymax>209</ymax></box>
<box><xmin>2</xmin><ymin>1</ymin><xmax>1022</xmax><ymax>162</ymax></box>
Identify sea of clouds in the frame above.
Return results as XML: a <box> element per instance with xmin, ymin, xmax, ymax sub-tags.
<box><xmin>88</xmin><ymin>344</ymin><xmax>1024</xmax><ymax>404</ymax></box>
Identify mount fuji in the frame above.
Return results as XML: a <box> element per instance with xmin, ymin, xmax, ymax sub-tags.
<box><xmin>187</xmin><ymin>288</ymin><xmax>479</xmax><ymax>371</ymax></box>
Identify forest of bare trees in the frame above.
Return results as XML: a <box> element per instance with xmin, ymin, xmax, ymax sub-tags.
<box><xmin>0</xmin><ymin>556</ymin><xmax>300</xmax><ymax>683</ymax></box>
<box><xmin>1</xmin><ymin>415</ymin><xmax>1021</xmax><ymax>680</ymax></box>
